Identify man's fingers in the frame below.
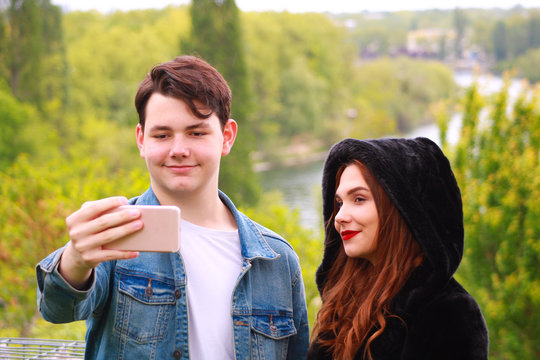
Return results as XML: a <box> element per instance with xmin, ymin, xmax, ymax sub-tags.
<box><xmin>67</xmin><ymin>196</ymin><xmax>129</xmax><ymax>228</ymax></box>
<box><xmin>67</xmin><ymin>201</ymin><xmax>141</xmax><ymax>244</ymax></box>
<box><xmin>70</xmin><ymin>218</ymin><xmax>143</xmax><ymax>253</ymax></box>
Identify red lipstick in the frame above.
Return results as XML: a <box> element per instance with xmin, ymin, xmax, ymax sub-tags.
<box><xmin>341</xmin><ymin>230</ymin><xmax>359</xmax><ymax>241</ymax></box>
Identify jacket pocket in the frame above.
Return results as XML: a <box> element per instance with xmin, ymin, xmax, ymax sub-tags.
<box><xmin>114</xmin><ymin>269</ymin><xmax>176</xmax><ymax>343</ymax></box>
<box><xmin>250</xmin><ymin>311</ymin><xmax>297</xmax><ymax>359</ymax></box>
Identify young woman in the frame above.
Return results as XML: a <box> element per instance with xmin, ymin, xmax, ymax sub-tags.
<box><xmin>308</xmin><ymin>137</ymin><xmax>489</xmax><ymax>360</ymax></box>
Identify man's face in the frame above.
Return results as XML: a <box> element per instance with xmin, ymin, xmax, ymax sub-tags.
<box><xmin>136</xmin><ymin>93</ymin><xmax>236</xmax><ymax>204</ymax></box>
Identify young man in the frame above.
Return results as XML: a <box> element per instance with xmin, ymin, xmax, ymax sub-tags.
<box><xmin>36</xmin><ymin>56</ymin><xmax>309</xmax><ymax>359</ymax></box>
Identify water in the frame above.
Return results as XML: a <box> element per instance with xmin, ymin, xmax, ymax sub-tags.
<box><xmin>260</xmin><ymin>72</ymin><xmax>525</xmax><ymax>231</ymax></box>
<box><xmin>410</xmin><ymin>72</ymin><xmax>525</xmax><ymax>146</ymax></box>
<box><xmin>259</xmin><ymin>159</ymin><xmax>325</xmax><ymax>232</ymax></box>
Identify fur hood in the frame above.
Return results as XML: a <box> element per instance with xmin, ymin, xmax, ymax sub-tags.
<box><xmin>316</xmin><ymin>137</ymin><xmax>464</xmax><ymax>308</ymax></box>
<box><xmin>311</xmin><ymin>138</ymin><xmax>489</xmax><ymax>358</ymax></box>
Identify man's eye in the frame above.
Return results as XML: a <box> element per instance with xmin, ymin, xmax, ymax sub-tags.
<box><xmin>153</xmin><ymin>134</ymin><xmax>168</xmax><ymax>139</ymax></box>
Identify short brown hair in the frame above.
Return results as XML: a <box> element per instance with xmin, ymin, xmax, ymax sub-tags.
<box><xmin>135</xmin><ymin>55</ymin><xmax>232</xmax><ymax>131</ymax></box>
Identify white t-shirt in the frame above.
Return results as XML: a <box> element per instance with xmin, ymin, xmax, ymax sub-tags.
<box><xmin>179</xmin><ymin>220</ymin><xmax>242</xmax><ymax>360</ymax></box>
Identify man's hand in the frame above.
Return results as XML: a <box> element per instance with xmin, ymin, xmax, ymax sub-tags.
<box><xmin>59</xmin><ymin>196</ymin><xmax>143</xmax><ymax>289</ymax></box>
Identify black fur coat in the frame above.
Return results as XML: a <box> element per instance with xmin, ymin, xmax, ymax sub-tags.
<box><xmin>308</xmin><ymin>137</ymin><xmax>489</xmax><ymax>359</ymax></box>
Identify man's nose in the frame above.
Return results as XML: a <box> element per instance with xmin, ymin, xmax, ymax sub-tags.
<box><xmin>170</xmin><ymin>137</ymin><xmax>190</xmax><ymax>158</ymax></box>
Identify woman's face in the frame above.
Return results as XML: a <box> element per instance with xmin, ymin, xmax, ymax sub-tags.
<box><xmin>334</xmin><ymin>164</ymin><xmax>379</xmax><ymax>263</ymax></box>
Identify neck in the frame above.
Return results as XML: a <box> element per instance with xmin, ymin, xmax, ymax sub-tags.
<box><xmin>153</xmin><ymin>187</ymin><xmax>237</xmax><ymax>231</ymax></box>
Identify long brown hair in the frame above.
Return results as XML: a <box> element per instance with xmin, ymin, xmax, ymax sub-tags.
<box><xmin>311</xmin><ymin>160</ymin><xmax>424</xmax><ymax>360</ymax></box>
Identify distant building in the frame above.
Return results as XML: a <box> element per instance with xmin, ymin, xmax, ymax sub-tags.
<box><xmin>406</xmin><ymin>28</ymin><xmax>490</xmax><ymax>71</ymax></box>
<box><xmin>406</xmin><ymin>28</ymin><xmax>456</xmax><ymax>60</ymax></box>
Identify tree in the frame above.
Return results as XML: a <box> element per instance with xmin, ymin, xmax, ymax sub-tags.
<box><xmin>184</xmin><ymin>0</ymin><xmax>260</xmax><ymax>205</ymax></box>
<box><xmin>0</xmin><ymin>0</ymin><xmax>66</xmax><ymax>108</ymax></box>
<box><xmin>493</xmin><ymin>20</ymin><xmax>508</xmax><ymax>62</ymax></box>
<box><xmin>0</xmin><ymin>82</ymin><xmax>33</xmax><ymax>169</ymax></box>
<box><xmin>447</xmin><ymin>77</ymin><xmax>540</xmax><ymax>359</ymax></box>
<box><xmin>515</xmin><ymin>47</ymin><xmax>540</xmax><ymax>84</ymax></box>
<box><xmin>352</xmin><ymin>57</ymin><xmax>456</xmax><ymax>134</ymax></box>
<box><xmin>527</xmin><ymin>12</ymin><xmax>540</xmax><ymax>49</ymax></box>
<box><xmin>242</xmin><ymin>11</ymin><xmax>355</xmax><ymax>153</ymax></box>
<box><xmin>0</xmin><ymin>80</ymin><xmax>62</xmax><ymax>170</ymax></box>
<box><xmin>453</xmin><ymin>7</ymin><xmax>468</xmax><ymax>59</ymax></box>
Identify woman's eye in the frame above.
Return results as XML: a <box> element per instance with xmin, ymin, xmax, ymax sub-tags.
<box><xmin>354</xmin><ymin>197</ymin><xmax>366</xmax><ymax>203</ymax></box>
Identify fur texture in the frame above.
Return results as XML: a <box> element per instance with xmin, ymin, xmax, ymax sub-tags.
<box><xmin>309</xmin><ymin>137</ymin><xmax>489</xmax><ymax>359</ymax></box>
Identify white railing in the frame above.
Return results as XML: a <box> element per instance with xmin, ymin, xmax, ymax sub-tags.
<box><xmin>0</xmin><ymin>338</ymin><xmax>85</xmax><ymax>359</ymax></box>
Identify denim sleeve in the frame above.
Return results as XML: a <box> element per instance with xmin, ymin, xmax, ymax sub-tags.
<box><xmin>287</xmin><ymin>261</ymin><xmax>310</xmax><ymax>360</ymax></box>
<box><xmin>35</xmin><ymin>245</ymin><xmax>109</xmax><ymax>324</ymax></box>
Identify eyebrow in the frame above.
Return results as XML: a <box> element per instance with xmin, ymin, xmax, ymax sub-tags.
<box><xmin>185</xmin><ymin>122</ymin><xmax>211</xmax><ymax>131</ymax></box>
<box><xmin>148</xmin><ymin>125</ymin><xmax>172</xmax><ymax>132</ymax></box>
<box><xmin>147</xmin><ymin>121</ymin><xmax>211</xmax><ymax>133</ymax></box>
<box><xmin>335</xmin><ymin>186</ymin><xmax>370</xmax><ymax>199</ymax></box>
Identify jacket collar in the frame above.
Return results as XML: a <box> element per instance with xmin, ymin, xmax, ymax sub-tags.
<box><xmin>219</xmin><ymin>190</ymin><xmax>279</xmax><ymax>261</ymax></box>
<box><xmin>132</xmin><ymin>188</ymin><xmax>279</xmax><ymax>261</ymax></box>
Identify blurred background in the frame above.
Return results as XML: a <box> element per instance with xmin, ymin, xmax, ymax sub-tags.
<box><xmin>0</xmin><ymin>1</ymin><xmax>538</xmax><ymax>358</ymax></box>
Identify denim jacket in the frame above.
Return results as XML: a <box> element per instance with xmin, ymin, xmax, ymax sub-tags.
<box><xmin>36</xmin><ymin>188</ymin><xmax>309</xmax><ymax>360</ymax></box>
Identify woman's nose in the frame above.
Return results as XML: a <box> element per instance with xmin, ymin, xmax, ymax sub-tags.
<box><xmin>334</xmin><ymin>205</ymin><xmax>350</xmax><ymax>224</ymax></box>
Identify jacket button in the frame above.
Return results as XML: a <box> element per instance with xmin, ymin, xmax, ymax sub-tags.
<box><xmin>173</xmin><ymin>349</ymin><xmax>181</xmax><ymax>359</ymax></box>
<box><xmin>174</xmin><ymin>289</ymin><xmax>181</xmax><ymax>299</ymax></box>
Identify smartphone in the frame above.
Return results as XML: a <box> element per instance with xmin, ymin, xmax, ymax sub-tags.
<box><xmin>104</xmin><ymin>205</ymin><xmax>181</xmax><ymax>252</ymax></box>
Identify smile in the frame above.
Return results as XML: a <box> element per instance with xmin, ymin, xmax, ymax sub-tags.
<box><xmin>341</xmin><ymin>230</ymin><xmax>360</xmax><ymax>241</ymax></box>
<box><xmin>164</xmin><ymin>164</ymin><xmax>197</xmax><ymax>173</ymax></box>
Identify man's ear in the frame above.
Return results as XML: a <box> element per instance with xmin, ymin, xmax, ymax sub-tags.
<box><xmin>221</xmin><ymin>119</ymin><xmax>238</xmax><ymax>156</ymax></box>
<box><xmin>136</xmin><ymin>123</ymin><xmax>145</xmax><ymax>158</ymax></box>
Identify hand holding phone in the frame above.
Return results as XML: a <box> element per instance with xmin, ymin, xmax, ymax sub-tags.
<box><xmin>104</xmin><ymin>205</ymin><xmax>181</xmax><ymax>252</ymax></box>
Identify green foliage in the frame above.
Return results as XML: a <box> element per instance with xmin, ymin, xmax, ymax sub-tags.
<box><xmin>0</xmin><ymin>83</ymin><xmax>34</xmax><ymax>169</ymax></box>
<box><xmin>0</xmin><ymin>81</ymin><xmax>62</xmax><ymax>170</ymax></box>
<box><xmin>493</xmin><ymin>21</ymin><xmax>508</xmax><ymax>61</ymax></box>
<box><xmin>64</xmin><ymin>7</ymin><xmax>191</xmax><ymax>125</ymax></box>
<box><xmin>0</xmin><ymin>0</ymin><xmax>66</xmax><ymax>108</ymax></box>
<box><xmin>28</xmin><ymin>318</ymin><xmax>86</xmax><ymax>340</ymax></box>
<box><xmin>335</xmin><ymin>8</ymin><xmax>540</xmax><ymax>79</ymax></box>
<box><xmin>515</xmin><ymin>47</ymin><xmax>540</xmax><ymax>84</ymax></box>
<box><xmin>242</xmin><ymin>11</ymin><xmax>355</xmax><ymax>151</ymax></box>
<box><xmin>65</xmin><ymin>115</ymin><xmax>144</xmax><ymax>173</ymax></box>
<box><xmin>185</xmin><ymin>0</ymin><xmax>260</xmax><ymax>205</ymax></box>
<box><xmin>240</xmin><ymin>191</ymin><xmax>323</xmax><ymax>328</ymax></box>
<box><xmin>453</xmin><ymin>8</ymin><xmax>469</xmax><ymax>59</ymax></box>
<box><xmin>488</xmin><ymin>10</ymin><xmax>540</xmax><ymax>74</ymax></box>
<box><xmin>449</xmin><ymin>77</ymin><xmax>540</xmax><ymax>359</ymax></box>
<box><xmin>350</xmin><ymin>57</ymin><xmax>456</xmax><ymax>136</ymax></box>
<box><xmin>0</xmin><ymin>154</ymin><xmax>147</xmax><ymax>336</ymax></box>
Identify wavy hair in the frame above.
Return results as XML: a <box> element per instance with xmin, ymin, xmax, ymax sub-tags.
<box><xmin>311</xmin><ymin>160</ymin><xmax>424</xmax><ymax>360</ymax></box>
<box><xmin>134</xmin><ymin>55</ymin><xmax>231</xmax><ymax>131</ymax></box>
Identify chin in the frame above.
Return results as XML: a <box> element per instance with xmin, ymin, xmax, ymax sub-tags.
<box><xmin>343</xmin><ymin>248</ymin><xmax>362</xmax><ymax>258</ymax></box>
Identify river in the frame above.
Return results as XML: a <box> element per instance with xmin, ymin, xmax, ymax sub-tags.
<box><xmin>260</xmin><ymin>72</ymin><xmax>525</xmax><ymax>232</ymax></box>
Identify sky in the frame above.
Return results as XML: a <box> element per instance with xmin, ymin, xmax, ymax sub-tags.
<box><xmin>51</xmin><ymin>0</ymin><xmax>539</xmax><ymax>14</ymax></box>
